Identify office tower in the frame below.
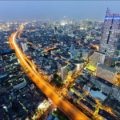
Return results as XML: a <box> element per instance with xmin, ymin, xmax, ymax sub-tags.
<box><xmin>60</xmin><ymin>65</ymin><xmax>68</xmax><ymax>81</ymax></box>
<box><xmin>57</xmin><ymin>62</ymin><xmax>68</xmax><ymax>81</ymax></box>
<box><xmin>100</xmin><ymin>8</ymin><xmax>120</xmax><ymax>57</ymax></box>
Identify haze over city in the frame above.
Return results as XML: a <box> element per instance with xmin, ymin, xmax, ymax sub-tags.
<box><xmin>0</xmin><ymin>1</ymin><xmax>120</xmax><ymax>21</ymax></box>
<box><xmin>0</xmin><ymin>1</ymin><xmax>120</xmax><ymax>120</ymax></box>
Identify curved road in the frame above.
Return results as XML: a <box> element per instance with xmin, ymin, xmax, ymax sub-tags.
<box><xmin>9</xmin><ymin>31</ymin><xmax>89</xmax><ymax>120</ymax></box>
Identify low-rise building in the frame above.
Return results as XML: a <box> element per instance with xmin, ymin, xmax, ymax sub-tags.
<box><xmin>96</xmin><ymin>64</ymin><xmax>118</xmax><ymax>85</ymax></box>
<box><xmin>89</xmin><ymin>51</ymin><xmax>105</xmax><ymax>66</ymax></box>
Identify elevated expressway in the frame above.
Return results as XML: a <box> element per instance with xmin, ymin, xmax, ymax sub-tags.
<box><xmin>9</xmin><ymin>31</ymin><xmax>89</xmax><ymax>120</ymax></box>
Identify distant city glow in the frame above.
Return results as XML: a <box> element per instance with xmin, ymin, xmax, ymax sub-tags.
<box><xmin>60</xmin><ymin>20</ymin><xmax>67</xmax><ymax>26</ymax></box>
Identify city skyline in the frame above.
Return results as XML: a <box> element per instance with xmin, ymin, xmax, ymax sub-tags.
<box><xmin>0</xmin><ymin>2</ymin><xmax>120</xmax><ymax>120</ymax></box>
<box><xmin>0</xmin><ymin>1</ymin><xmax>120</xmax><ymax>21</ymax></box>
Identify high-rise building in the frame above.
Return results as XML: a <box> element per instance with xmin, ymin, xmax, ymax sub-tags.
<box><xmin>57</xmin><ymin>62</ymin><xmax>68</xmax><ymax>81</ymax></box>
<box><xmin>60</xmin><ymin>65</ymin><xmax>68</xmax><ymax>81</ymax></box>
<box><xmin>100</xmin><ymin>8</ymin><xmax>120</xmax><ymax>57</ymax></box>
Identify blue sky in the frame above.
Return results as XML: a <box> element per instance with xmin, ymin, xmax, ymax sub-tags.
<box><xmin>0</xmin><ymin>1</ymin><xmax>120</xmax><ymax>21</ymax></box>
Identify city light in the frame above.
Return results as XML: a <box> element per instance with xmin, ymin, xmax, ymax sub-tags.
<box><xmin>0</xmin><ymin>2</ymin><xmax>120</xmax><ymax>120</ymax></box>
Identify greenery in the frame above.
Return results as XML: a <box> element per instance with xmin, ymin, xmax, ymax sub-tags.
<box><xmin>52</xmin><ymin>110</ymin><xmax>69</xmax><ymax>120</ymax></box>
<box><xmin>53</xmin><ymin>73</ymin><xmax>63</xmax><ymax>87</ymax></box>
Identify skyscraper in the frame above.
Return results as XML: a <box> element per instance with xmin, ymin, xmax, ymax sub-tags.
<box><xmin>100</xmin><ymin>8</ymin><xmax>120</xmax><ymax>57</ymax></box>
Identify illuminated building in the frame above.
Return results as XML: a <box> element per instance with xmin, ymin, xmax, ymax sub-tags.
<box><xmin>57</xmin><ymin>62</ymin><xmax>68</xmax><ymax>81</ymax></box>
<box><xmin>96</xmin><ymin>64</ymin><xmax>118</xmax><ymax>85</ymax></box>
<box><xmin>75</xmin><ymin>63</ymin><xmax>84</xmax><ymax>72</ymax></box>
<box><xmin>89</xmin><ymin>51</ymin><xmax>105</xmax><ymax>66</ymax></box>
<box><xmin>60</xmin><ymin>65</ymin><xmax>68</xmax><ymax>81</ymax></box>
<box><xmin>100</xmin><ymin>8</ymin><xmax>120</xmax><ymax>57</ymax></box>
<box><xmin>20</xmin><ymin>42</ymin><xmax>28</xmax><ymax>52</ymax></box>
<box><xmin>86</xmin><ymin>64</ymin><xmax>96</xmax><ymax>72</ymax></box>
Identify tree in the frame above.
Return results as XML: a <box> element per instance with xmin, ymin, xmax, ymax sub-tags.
<box><xmin>53</xmin><ymin>73</ymin><xmax>63</xmax><ymax>87</ymax></box>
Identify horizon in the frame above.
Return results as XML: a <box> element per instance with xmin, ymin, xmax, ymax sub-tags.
<box><xmin>0</xmin><ymin>1</ymin><xmax>120</xmax><ymax>21</ymax></box>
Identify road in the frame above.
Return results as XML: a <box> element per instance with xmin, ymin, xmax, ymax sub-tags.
<box><xmin>9</xmin><ymin>31</ymin><xmax>89</xmax><ymax>120</ymax></box>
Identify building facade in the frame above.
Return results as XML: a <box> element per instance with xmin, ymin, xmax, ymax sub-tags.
<box><xmin>96</xmin><ymin>64</ymin><xmax>117</xmax><ymax>85</ymax></box>
<box><xmin>100</xmin><ymin>8</ymin><xmax>120</xmax><ymax>57</ymax></box>
<box><xmin>89</xmin><ymin>51</ymin><xmax>105</xmax><ymax>66</ymax></box>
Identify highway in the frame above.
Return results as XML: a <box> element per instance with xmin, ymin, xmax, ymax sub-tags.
<box><xmin>9</xmin><ymin>31</ymin><xmax>90</xmax><ymax>120</ymax></box>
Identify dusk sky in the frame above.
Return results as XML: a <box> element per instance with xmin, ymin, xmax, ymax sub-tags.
<box><xmin>0</xmin><ymin>1</ymin><xmax>120</xmax><ymax>21</ymax></box>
